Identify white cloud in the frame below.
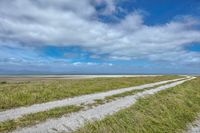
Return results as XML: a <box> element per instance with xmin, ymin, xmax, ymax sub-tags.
<box><xmin>0</xmin><ymin>0</ymin><xmax>200</xmax><ymax>67</ymax></box>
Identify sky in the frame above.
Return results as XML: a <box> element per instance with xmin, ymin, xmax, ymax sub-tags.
<box><xmin>0</xmin><ymin>0</ymin><xmax>200</xmax><ymax>74</ymax></box>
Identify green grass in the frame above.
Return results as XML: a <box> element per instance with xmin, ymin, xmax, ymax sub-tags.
<box><xmin>0</xmin><ymin>76</ymin><xmax>180</xmax><ymax>110</ymax></box>
<box><xmin>75</xmin><ymin>77</ymin><xmax>200</xmax><ymax>133</ymax></box>
<box><xmin>0</xmin><ymin>105</ymin><xmax>83</xmax><ymax>133</ymax></box>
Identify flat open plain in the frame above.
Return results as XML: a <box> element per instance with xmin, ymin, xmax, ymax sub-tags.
<box><xmin>0</xmin><ymin>75</ymin><xmax>199</xmax><ymax>133</ymax></box>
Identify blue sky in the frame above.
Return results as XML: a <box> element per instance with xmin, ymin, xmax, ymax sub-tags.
<box><xmin>0</xmin><ymin>0</ymin><xmax>200</xmax><ymax>74</ymax></box>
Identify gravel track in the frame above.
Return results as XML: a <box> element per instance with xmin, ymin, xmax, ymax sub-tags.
<box><xmin>11</xmin><ymin>77</ymin><xmax>194</xmax><ymax>133</ymax></box>
<box><xmin>0</xmin><ymin>77</ymin><xmax>186</xmax><ymax>122</ymax></box>
<box><xmin>187</xmin><ymin>117</ymin><xmax>200</xmax><ymax>133</ymax></box>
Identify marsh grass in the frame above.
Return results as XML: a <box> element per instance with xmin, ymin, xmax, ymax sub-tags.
<box><xmin>0</xmin><ymin>105</ymin><xmax>83</xmax><ymax>132</ymax></box>
<box><xmin>0</xmin><ymin>76</ymin><xmax>180</xmax><ymax>110</ymax></box>
<box><xmin>0</xmin><ymin>81</ymin><xmax>7</xmax><ymax>84</ymax></box>
<box><xmin>75</xmin><ymin>77</ymin><xmax>200</xmax><ymax>133</ymax></box>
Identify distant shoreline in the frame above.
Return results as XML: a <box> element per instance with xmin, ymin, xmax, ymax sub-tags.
<box><xmin>0</xmin><ymin>74</ymin><xmax>161</xmax><ymax>78</ymax></box>
<box><xmin>0</xmin><ymin>74</ymin><xmax>198</xmax><ymax>77</ymax></box>
<box><xmin>0</xmin><ymin>75</ymin><xmax>163</xmax><ymax>82</ymax></box>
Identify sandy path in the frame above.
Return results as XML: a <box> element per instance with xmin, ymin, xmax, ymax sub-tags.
<box><xmin>11</xmin><ymin>77</ymin><xmax>194</xmax><ymax>133</ymax></box>
<box><xmin>0</xmin><ymin>77</ymin><xmax>186</xmax><ymax>122</ymax></box>
<box><xmin>187</xmin><ymin>117</ymin><xmax>200</xmax><ymax>133</ymax></box>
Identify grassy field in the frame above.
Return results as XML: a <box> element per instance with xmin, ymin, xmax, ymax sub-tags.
<box><xmin>0</xmin><ymin>76</ymin><xmax>182</xmax><ymax>132</ymax></box>
<box><xmin>75</xmin><ymin>77</ymin><xmax>200</xmax><ymax>133</ymax></box>
<box><xmin>0</xmin><ymin>76</ymin><xmax>180</xmax><ymax>110</ymax></box>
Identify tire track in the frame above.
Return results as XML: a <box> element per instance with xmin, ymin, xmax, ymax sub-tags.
<box><xmin>11</xmin><ymin>77</ymin><xmax>194</xmax><ymax>133</ymax></box>
<box><xmin>0</xmin><ymin>77</ymin><xmax>186</xmax><ymax>122</ymax></box>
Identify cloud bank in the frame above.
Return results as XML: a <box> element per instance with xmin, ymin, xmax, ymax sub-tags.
<box><xmin>0</xmin><ymin>0</ymin><xmax>200</xmax><ymax>73</ymax></box>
